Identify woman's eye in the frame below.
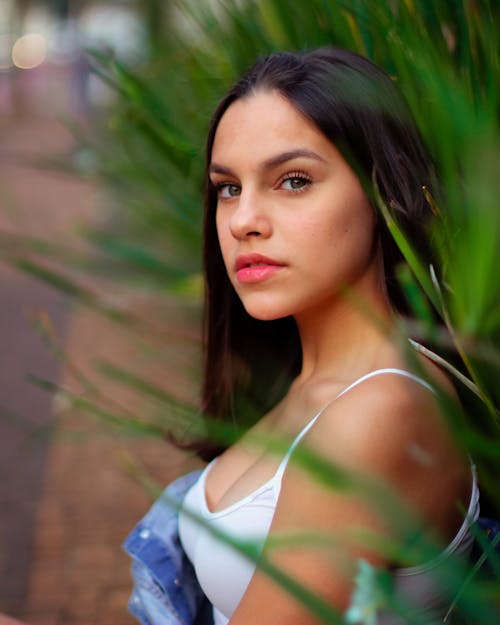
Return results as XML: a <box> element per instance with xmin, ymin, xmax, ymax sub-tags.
<box><xmin>216</xmin><ymin>183</ymin><xmax>241</xmax><ymax>199</ymax></box>
<box><xmin>280</xmin><ymin>174</ymin><xmax>311</xmax><ymax>192</ymax></box>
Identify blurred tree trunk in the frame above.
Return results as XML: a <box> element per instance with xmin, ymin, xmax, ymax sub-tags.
<box><xmin>8</xmin><ymin>0</ymin><xmax>29</xmax><ymax>116</ymax></box>
<box><xmin>138</xmin><ymin>0</ymin><xmax>169</xmax><ymax>53</ymax></box>
<box><xmin>52</xmin><ymin>0</ymin><xmax>70</xmax><ymax>19</ymax></box>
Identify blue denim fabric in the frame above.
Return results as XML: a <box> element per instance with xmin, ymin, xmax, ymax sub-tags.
<box><xmin>472</xmin><ymin>517</ymin><xmax>500</xmax><ymax>575</ymax></box>
<box><xmin>123</xmin><ymin>470</ymin><xmax>213</xmax><ymax>625</ymax></box>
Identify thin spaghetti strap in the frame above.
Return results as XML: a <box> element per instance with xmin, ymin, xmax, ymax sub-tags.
<box><xmin>336</xmin><ymin>368</ymin><xmax>435</xmax><ymax>399</ymax></box>
<box><xmin>274</xmin><ymin>368</ymin><xmax>435</xmax><ymax>482</ymax></box>
<box><xmin>274</xmin><ymin>412</ymin><xmax>322</xmax><ymax>481</ymax></box>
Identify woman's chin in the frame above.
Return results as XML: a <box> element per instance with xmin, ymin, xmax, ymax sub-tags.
<box><xmin>243</xmin><ymin>302</ymin><xmax>290</xmax><ymax>322</ymax></box>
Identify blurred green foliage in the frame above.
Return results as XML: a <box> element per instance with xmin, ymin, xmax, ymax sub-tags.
<box><xmin>7</xmin><ymin>0</ymin><xmax>500</xmax><ymax>622</ymax></box>
<box><xmin>83</xmin><ymin>0</ymin><xmax>500</xmax><ymax>433</ymax></box>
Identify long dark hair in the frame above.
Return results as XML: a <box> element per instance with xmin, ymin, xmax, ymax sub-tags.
<box><xmin>199</xmin><ymin>47</ymin><xmax>436</xmax><ymax>460</ymax></box>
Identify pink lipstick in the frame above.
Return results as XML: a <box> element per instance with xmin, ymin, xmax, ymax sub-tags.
<box><xmin>235</xmin><ymin>253</ymin><xmax>285</xmax><ymax>284</ymax></box>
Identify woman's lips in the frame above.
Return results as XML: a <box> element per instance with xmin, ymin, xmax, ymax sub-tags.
<box><xmin>234</xmin><ymin>254</ymin><xmax>285</xmax><ymax>284</ymax></box>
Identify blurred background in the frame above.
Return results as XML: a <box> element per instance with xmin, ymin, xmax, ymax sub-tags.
<box><xmin>0</xmin><ymin>1</ymin><xmax>499</xmax><ymax>624</ymax></box>
<box><xmin>0</xmin><ymin>1</ymin><xmax>202</xmax><ymax>623</ymax></box>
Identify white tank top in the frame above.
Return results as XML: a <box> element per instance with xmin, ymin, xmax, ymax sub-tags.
<box><xmin>178</xmin><ymin>369</ymin><xmax>480</xmax><ymax>625</ymax></box>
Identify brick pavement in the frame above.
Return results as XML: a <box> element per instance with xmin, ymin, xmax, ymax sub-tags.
<box><xmin>0</xmin><ymin>66</ymin><xmax>203</xmax><ymax>624</ymax></box>
<box><xmin>22</xmin><ymin>301</ymin><xmax>202</xmax><ymax>625</ymax></box>
<box><xmin>0</xmin><ymin>99</ymin><xmax>88</xmax><ymax>618</ymax></box>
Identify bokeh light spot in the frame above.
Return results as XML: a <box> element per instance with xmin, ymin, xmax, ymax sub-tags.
<box><xmin>12</xmin><ymin>33</ymin><xmax>47</xmax><ymax>69</ymax></box>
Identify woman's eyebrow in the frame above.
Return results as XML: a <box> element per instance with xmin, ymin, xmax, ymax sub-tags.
<box><xmin>209</xmin><ymin>148</ymin><xmax>326</xmax><ymax>176</ymax></box>
<box><xmin>209</xmin><ymin>163</ymin><xmax>234</xmax><ymax>176</ymax></box>
<box><xmin>262</xmin><ymin>149</ymin><xmax>326</xmax><ymax>169</ymax></box>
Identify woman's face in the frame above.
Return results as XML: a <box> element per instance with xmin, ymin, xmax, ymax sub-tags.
<box><xmin>210</xmin><ymin>90</ymin><xmax>381</xmax><ymax>322</ymax></box>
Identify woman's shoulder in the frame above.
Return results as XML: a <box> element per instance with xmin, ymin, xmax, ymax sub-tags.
<box><xmin>308</xmin><ymin>363</ymin><xmax>460</xmax><ymax>465</ymax></box>
<box><xmin>302</xmin><ymin>364</ymin><xmax>470</xmax><ymax>538</ymax></box>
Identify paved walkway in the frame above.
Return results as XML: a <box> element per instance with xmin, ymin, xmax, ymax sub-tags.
<box><xmin>0</xmin><ymin>615</ymin><xmax>28</xmax><ymax>625</ymax></box>
<box><xmin>0</xmin><ymin>65</ymin><xmax>201</xmax><ymax>624</ymax></box>
<box><xmin>0</xmin><ymin>95</ymin><xmax>82</xmax><ymax>617</ymax></box>
<box><xmin>21</xmin><ymin>299</ymin><xmax>199</xmax><ymax>625</ymax></box>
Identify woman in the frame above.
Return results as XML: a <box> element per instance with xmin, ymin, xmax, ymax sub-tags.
<box><xmin>125</xmin><ymin>48</ymin><xmax>478</xmax><ymax>625</ymax></box>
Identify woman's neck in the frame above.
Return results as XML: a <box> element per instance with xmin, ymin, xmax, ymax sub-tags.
<box><xmin>294</xmin><ymin>276</ymin><xmax>397</xmax><ymax>385</ymax></box>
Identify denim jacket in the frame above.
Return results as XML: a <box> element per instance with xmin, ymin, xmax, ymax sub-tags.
<box><xmin>123</xmin><ymin>470</ymin><xmax>214</xmax><ymax>625</ymax></box>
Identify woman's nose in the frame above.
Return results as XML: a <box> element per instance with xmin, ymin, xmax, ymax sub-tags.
<box><xmin>229</xmin><ymin>190</ymin><xmax>272</xmax><ymax>239</ymax></box>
